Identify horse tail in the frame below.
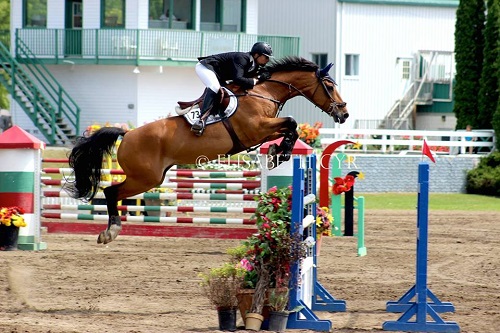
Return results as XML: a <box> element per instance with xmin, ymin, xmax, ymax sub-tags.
<box><xmin>64</xmin><ymin>127</ymin><xmax>126</xmax><ymax>201</ymax></box>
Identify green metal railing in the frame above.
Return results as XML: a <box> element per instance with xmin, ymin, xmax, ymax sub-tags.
<box><xmin>0</xmin><ymin>39</ymin><xmax>80</xmax><ymax>145</ymax></box>
<box><xmin>16</xmin><ymin>28</ymin><xmax>300</xmax><ymax>65</ymax></box>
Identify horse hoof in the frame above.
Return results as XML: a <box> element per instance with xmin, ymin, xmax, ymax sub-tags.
<box><xmin>108</xmin><ymin>224</ymin><xmax>122</xmax><ymax>241</ymax></box>
<box><xmin>97</xmin><ymin>230</ymin><xmax>111</xmax><ymax>244</ymax></box>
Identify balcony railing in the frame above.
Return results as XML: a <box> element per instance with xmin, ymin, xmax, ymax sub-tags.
<box><xmin>15</xmin><ymin>29</ymin><xmax>300</xmax><ymax>65</ymax></box>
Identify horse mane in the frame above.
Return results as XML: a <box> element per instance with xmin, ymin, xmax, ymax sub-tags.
<box><xmin>265</xmin><ymin>56</ymin><xmax>319</xmax><ymax>74</ymax></box>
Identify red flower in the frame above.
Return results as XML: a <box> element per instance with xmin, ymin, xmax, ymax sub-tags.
<box><xmin>332</xmin><ymin>175</ymin><xmax>356</xmax><ymax>195</ymax></box>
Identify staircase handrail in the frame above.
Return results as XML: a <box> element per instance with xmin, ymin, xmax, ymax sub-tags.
<box><xmin>15</xmin><ymin>33</ymin><xmax>80</xmax><ymax>135</ymax></box>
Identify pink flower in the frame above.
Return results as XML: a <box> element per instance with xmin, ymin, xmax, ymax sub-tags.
<box><xmin>239</xmin><ymin>258</ymin><xmax>253</xmax><ymax>271</ymax></box>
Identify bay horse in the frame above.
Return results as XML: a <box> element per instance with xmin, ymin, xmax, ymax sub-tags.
<box><xmin>64</xmin><ymin>56</ymin><xmax>348</xmax><ymax>244</ymax></box>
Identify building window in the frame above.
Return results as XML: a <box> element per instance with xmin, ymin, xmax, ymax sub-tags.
<box><xmin>312</xmin><ymin>54</ymin><xmax>328</xmax><ymax>69</ymax></box>
<box><xmin>345</xmin><ymin>54</ymin><xmax>359</xmax><ymax>76</ymax></box>
<box><xmin>402</xmin><ymin>60</ymin><xmax>410</xmax><ymax>79</ymax></box>
<box><xmin>148</xmin><ymin>0</ymin><xmax>193</xmax><ymax>29</ymax></box>
<box><xmin>24</xmin><ymin>0</ymin><xmax>47</xmax><ymax>28</ymax></box>
<box><xmin>102</xmin><ymin>0</ymin><xmax>125</xmax><ymax>28</ymax></box>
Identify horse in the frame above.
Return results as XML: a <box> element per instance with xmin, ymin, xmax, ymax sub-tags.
<box><xmin>64</xmin><ymin>56</ymin><xmax>349</xmax><ymax>244</ymax></box>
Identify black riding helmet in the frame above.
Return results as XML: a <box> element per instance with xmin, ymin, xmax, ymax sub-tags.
<box><xmin>250</xmin><ymin>42</ymin><xmax>273</xmax><ymax>58</ymax></box>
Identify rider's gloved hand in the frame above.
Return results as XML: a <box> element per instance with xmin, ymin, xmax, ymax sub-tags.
<box><xmin>257</xmin><ymin>71</ymin><xmax>271</xmax><ymax>83</ymax></box>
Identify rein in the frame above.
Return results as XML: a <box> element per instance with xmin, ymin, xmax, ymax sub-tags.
<box><xmin>250</xmin><ymin>77</ymin><xmax>342</xmax><ymax>117</ymax></box>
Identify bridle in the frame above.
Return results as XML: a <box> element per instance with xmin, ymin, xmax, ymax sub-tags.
<box><xmin>247</xmin><ymin>71</ymin><xmax>346</xmax><ymax>118</ymax></box>
<box><xmin>311</xmin><ymin>72</ymin><xmax>347</xmax><ymax>117</ymax></box>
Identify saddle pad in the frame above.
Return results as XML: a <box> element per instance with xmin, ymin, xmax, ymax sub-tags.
<box><xmin>180</xmin><ymin>88</ymin><xmax>238</xmax><ymax>126</ymax></box>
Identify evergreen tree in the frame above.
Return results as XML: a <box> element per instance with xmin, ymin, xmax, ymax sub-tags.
<box><xmin>0</xmin><ymin>0</ymin><xmax>9</xmax><ymax>110</ymax></box>
<box><xmin>477</xmin><ymin>0</ymin><xmax>500</xmax><ymax>129</ymax></box>
<box><xmin>453</xmin><ymin>0</ymin><xmax>485</xmax><ymax>129</ymax></box>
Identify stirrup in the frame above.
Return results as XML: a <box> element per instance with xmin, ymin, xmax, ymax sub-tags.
<box><xmin>191</xmin><ymin>120</ymin><xmax>205</xmax><ymax>136</ymax></box>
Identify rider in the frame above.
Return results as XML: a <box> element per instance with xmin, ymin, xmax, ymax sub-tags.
<box><xmin>190</xmin><ymin>41</ymin><xmax>273</xmax><ymax>136</ymax></box>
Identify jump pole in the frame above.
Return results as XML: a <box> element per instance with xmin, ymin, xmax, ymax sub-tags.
<box><xmin>287</xmin><ymin>155</ymin><xmax>346</xmax><ymax>332</ymax></box>
<box><xmin>383</xmin><ymin>162</ymin><xmax>460</xmax><ymax>332</ymax></box>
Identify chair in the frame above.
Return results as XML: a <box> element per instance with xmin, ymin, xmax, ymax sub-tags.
<box><xmin>160</xmin><ymin>39</ymin><xmax>179</xmax><ymax>59</ymax></box>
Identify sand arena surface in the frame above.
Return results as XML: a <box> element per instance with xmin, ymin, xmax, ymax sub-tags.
<box><xmin>0</xmin><ymin>210</ymin><xmax>499</xmax><ymax>333</ymax></box>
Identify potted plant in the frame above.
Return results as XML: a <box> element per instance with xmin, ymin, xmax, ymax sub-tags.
<box><xmin>0</xmin><ymin>206</ymin><xmax>26</xmax><ymax>251</ymax></box>
<box><xmin>240</xmin><ymin>186</ymin><xmax>306</xmax><ymax>331</ymax></box>
<box><xmin>268</xmin><ymin>288</ymin><xmax>290</xmax><ymax>332</ymax></box>
<box><xmin>199</xmin><ymin>262</ymin><xmax>245</xmax><ymax>332</ymax></box>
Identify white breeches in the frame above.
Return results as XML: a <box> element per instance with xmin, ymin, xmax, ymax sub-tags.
<box><xmin>195</xmin><ymin>62</ymin><xmax>221</xmax><ymax>93</ymax></box>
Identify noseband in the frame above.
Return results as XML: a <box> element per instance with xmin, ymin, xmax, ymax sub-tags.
<box><xmin>312</xmin><ymin>74</ymin><xmax>346</xmax><ymax>117</ymax></box>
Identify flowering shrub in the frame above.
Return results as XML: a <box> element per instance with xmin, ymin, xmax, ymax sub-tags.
<box><xmin>242</xmin><ymin>186</ymin><xmax>306</xmax><ymax>314</ymax></box>
<box><xmin>0</xmin><ymin>207</ymin><xmax>26</xmax><ymax>228</ymax></box>
<box><xmin>297</xmin><ymin>122</ymin><xmax>323</xmax><ymax>148</ymax></box>
<box><xmin>316</xmin><ymin>206</ymin><xmax>333</xmax><ymax>237</ymax></box>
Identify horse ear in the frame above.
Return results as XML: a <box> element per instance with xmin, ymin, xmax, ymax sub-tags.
<box><xmin>319</xmin><ymin>63</ymin><xmax>334</xmax><ymax>77</ymax></box>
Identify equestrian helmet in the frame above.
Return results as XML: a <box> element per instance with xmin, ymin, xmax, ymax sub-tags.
<box><xmin>251</xmin><ymin>42</ymin><xmax>273</xmax><ymax>57</ymax></box>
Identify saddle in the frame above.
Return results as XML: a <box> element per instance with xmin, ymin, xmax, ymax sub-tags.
<box><xmin>175</xmin><ymin>88</ymin><xmax>238</xmax><ymax>126</ymax></box>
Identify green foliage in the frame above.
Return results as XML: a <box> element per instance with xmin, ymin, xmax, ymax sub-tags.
<box><xmin>466</xmin><ymin>152</ymin><xmax>500</xmax><ymax>196</ymax></box>
<box><xmin>0</xmin><ymin>0</ymin><xmax>9</xmax><ymax>31</ymax></box>
<box><xmin>494</xmin><ymin>106</ymin><xmax>500</xmax><ymax>151</ymax></box>
<box><xmin>477</xmin><ymin>0</ymin><xmax>500</xmax><ymax>129</ymax></box>
<box><xmin>198</xmin><ymin>262</ymin><xmax>245</xmax><ymax>309</ymax></box>
<box><xmin>0</xmin><ymin>0</ymin><xmax>9</xmax><ymax>109</ymax></box>
<box><xmin>268</xmin><ymin>288</ymin><xmax>289</xmax><ymax>312</ymax></box>
<box><xmin>453</xmin><ymin>0</ymin><xmax>486</xmax><ymax>129</ymax></box>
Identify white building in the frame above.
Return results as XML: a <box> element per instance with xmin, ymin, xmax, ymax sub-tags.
<box><xmin>258</xmin><ymin>0</ymin><xmax>459</xmax><ymax>130</ymax></box>
<box><xmin>4</xmin><ymin>0</ymin><xmax>459</xmax><ymax>144</ymax></box>
<box><xmin>6</xmin><ymin>0</ymin><xmax>299</xmax><ymax>144</ymax></box>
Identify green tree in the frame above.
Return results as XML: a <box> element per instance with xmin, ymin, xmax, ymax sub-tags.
<box><xmin>477</xmin><ymin>0</ymin><xmax>500</xmax><ymax>129</ymax></box>
<box><xmin>0</xmin><ymin>0</ymin><xmax>10</xmax><ymax>110</ymax></box>
<box><xmin>453</xmin><ymin>0</ymin><xmax>485</xmax><ymax>129</ymax></box>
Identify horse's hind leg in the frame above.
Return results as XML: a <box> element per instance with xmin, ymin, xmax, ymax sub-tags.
<box><xmin>96</xmin><ymin>184</ymin><xmax>121</xmax><ymax>244</ymax></box>
<box><xmin>97</xmin><ymin>174</ymin><xmax>164</xmax><ymax>244</ymax></box>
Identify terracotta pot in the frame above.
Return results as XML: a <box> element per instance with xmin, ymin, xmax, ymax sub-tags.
<box><xmin>245</xmin><ymin>312</ymin><xmax>264</xmax><ymax>331</ymax></box>
<box><xmin>236</xmin><ymin>289</ymin><xmax>272</xmax><ymax>323</ymax></box>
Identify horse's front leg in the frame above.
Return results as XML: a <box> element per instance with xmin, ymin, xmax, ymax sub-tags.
<box><xmin>265</xmin><ymin>117</ymin><xmax>298</xmax><ymax>169</ymax></box>
<box><xmin>97</xmin><ymin>184</ymin><xmax>122</xmax><ymax>244</ymax></box>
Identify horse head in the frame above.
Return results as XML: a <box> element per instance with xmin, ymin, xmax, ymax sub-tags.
<box><xmin>316</xmin><ymin>63</ymin><xmax>349</xmax><ymax>124</ymax></box>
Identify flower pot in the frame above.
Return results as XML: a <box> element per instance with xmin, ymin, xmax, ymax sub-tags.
<box><xmin>217</xmin><ymin>308</ymin><xmax>237</xmax><ymax>332</ymax></box>
<box><xmin>0</xmin><ymin>224</ymin><xmax>19</xmax><ymax>251</ymax></box>
<box><xmin>236</xmin><ymin>288</ymin><xmax>272</xmax><ymax>328</ymax></box>
<box><xmin>268</xmin><ymin>311</ymin><xmax>289</xmax><ymax>332</ymax></box>
<box><xmin>245</xmin><ymin>312</ymin><xmax>264</xmax><ymax>331</ymax></box>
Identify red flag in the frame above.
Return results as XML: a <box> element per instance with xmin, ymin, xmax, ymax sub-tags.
<box><xmin>422</xmin><ymin>140</ymin><xmax>435</xmax><ymax>163</ymax></box>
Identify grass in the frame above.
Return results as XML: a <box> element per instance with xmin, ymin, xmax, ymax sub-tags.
<box><xmin>357</xmin><ymin>193</ymin><xmax>500</xmax><ymax>211</ymax></box>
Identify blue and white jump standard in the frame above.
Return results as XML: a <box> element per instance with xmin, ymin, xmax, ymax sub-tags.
<box><xmin>383</xmin><ymin>162</ymin><xmax>460</xmax><ymax>332</ymax></box>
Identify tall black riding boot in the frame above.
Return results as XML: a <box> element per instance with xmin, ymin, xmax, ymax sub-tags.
<box><xmin>191</xmin><ymin>89</ymin><xmax>219</xmax><ymax>136</ymax></box>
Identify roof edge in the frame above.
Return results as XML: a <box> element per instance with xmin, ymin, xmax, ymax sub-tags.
<box><xmin>338</xmin><ymin>0</ymin><xmax>459</xmax><ymax>7</ymax></box>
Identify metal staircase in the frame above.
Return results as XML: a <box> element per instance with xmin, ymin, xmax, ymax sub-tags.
<box><xmin>381</xmin><ymin>51</ymin><xmax>453</xmax><ymax>130</ymax></box>
<box><xmin>0</xmin><ymin>39</ymin><xmax>79</xmax><ymax>145</ymax></box>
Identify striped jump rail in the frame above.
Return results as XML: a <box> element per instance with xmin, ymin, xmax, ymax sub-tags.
<box><xmin>43</xmin><ymin>204</ymin><xmax>256</xmax><ymax>214</ymax></box>
<box><xmin>42</xmin><ymin>212</ymin><xmax>254</xmax><ymax>224</ymax></box>
<box><xmin>42</xmin><ymin>178</ymin><xmax>261</xmax><ymax>190</ymax></box>
<box><xmin>42</xmin><ymin>191</ymin><xmax>258</xmax><ymax>201</ymax></box>
<box><xmin>42</xmin><ymin>168</ymin><xmax>261</xmax><ymax>178</ymax></box>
